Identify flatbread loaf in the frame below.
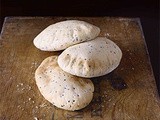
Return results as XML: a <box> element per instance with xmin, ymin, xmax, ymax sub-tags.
<box><xmin>58</xmin><ymin>37</ymin><xmax>122</xmax><ymax>78</ymax></box>
<box><xmin>35</xmin><ymin>56</ymin><xmax>94</xmax><ymax>111</ymax></box>
<box><xmin>33</xmin><ymin>20</ymin><xmax>100</xmax><ymax>51</ymax></box>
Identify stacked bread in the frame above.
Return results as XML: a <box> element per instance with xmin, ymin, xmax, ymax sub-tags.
<box><xmin>34</xmin><ymin>20</ymin><xmax>122</xmax><ymax>111</ymax></box>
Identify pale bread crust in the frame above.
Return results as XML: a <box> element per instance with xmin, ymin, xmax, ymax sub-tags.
<box><xmin>58</xmin><ymin>37</ymin><xmax>122</xmax><ymax>78</ymax></box>
<box><xmin>33</xmin><ymin>20</ymin><xmax>100</xmax><ymax>51</ymax></box>
<box><xmin>35</xmin><ymin>56</ymin><xmax>94</xmax><ymax>111</ymax></box>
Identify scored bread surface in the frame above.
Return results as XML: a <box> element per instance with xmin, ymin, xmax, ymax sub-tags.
<box><xmin>35</xmin><ymin>56</ymin><xmax>94</xmax><ymax>111</ymax></box>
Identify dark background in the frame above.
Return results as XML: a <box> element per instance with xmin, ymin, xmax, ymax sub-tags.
<box><xmin>0</xmin><ymin>0</ymin><xmax>159</xmax><ymax>94</ymax></box>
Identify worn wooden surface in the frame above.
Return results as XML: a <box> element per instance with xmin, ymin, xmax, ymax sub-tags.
<box><xmin>0</xmin><ymin>17</ymin><xmax>160</xmax><ymax>120</ymax></box>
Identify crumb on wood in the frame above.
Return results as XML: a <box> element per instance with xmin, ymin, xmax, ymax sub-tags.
<box><xmin>17</xmin><ymin>105</ymin><xmax>21</xmax><ymax>108</ymax></box>
<box><xmin>20</xmin><ymin>83</ymin><xmax>23</xmax><ymax>86</ymax></box>
<box><xmin>34</xmin><ymin>117</ymin><xmax>38</xmax><ymax>120</ymax></box>
<box><xmin>39</xmin><ymin>103</ymin><xmax>47</xmax><ymax>108</ymax></box>
<box><xmin>104</xmin><ymin>33</ymin><xmax>110</xmax><ymax>37</ymax></box>
<box><xmin>120</xmin><ymin>68</ymin><xmax>124</xmax><ymax>70</ymax></box>
<box><xmin>28</xmin><ymin>86</ymin><xmax>31</xmax><ymax>90</ymax></box>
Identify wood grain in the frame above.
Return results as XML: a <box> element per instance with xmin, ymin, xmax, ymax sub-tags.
<box><xmin>0</xmin><ymin>17</ymin><xmax>160</xmax><ymax>120</ymax></box>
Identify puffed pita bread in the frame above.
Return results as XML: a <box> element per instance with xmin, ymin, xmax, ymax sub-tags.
<box><xmin>35</xmin><ymin>56</ymin><xmax>94</xmax><ymax>111</ymax></box>
<box><xmin>33</xmin><ymin>20</ymin><xmax>100</xmax><ymax>51</ymax></box>
<box><xmin>58</xmin><ymin>37</ymin><xmax>122</xmax><ymax>78</ymax></box>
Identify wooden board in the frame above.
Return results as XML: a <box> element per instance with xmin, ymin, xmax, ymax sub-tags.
<box><xmin>0</xmin><ymin>17</ymin><xmax>160</xmax><ymax>120</ymax></box>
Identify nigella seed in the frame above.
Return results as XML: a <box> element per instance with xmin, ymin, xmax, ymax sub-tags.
<box><xmin>60</xmin><ymin>94</ymin><xmax>64</xmax><ymax>97</ymax></box>
<box><xmin>64</xmin><ymin>79</ymin><xmax>66</xmax><ymax>81</ymax></box>
<box><xmin>76</xmin><ymin>37</ymin><xmax>78</xmax><ymax>41</ymax></box>
<box><xmin>61</xmin><ymin>105</ymin><xmax>65</xmax><ymax>107</ymax></box>
<box><xmin>77</xmin><ymin>94</ymin><xmax>79</xmax><ymax>97</ymax></box>
<box><xmin>73</xmin><ymin>87</ymin><xmax>75</xmax><ymax>90</ymax></box>
<box><xmin>73</xmin><ymin>100</ymin><xmax>75</xmax><ymax>102</ymax></box>
<box><xmin>68</xmin><ymin>100</ymin><xmax>70</xmax><ymax>102</ymax></box>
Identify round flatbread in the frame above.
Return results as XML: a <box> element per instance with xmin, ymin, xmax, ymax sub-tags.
<box><xmin>35</xmin><ymin>56</ymin><xmax>94</xmax><ymax>111</ymax></box>
<box><xmin>58</xmin><ymin>37</ymin><xmax>122</xmax><ymax>78</ymax></box>
<box><xmin>33</xmin><ymin>20</ymin><xmax>100</xmax><ymax>51</ymax></box>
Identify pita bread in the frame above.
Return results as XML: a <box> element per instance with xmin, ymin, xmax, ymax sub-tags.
<box><xmin>35</xmin><ymin>56</ymin><xmax>94</xmax><ymax>111</ymax></box>
<box><xmin>58</xmin><ymin>37</ymin><xmax>122</xmax><ymax>78</ymax></box>
<box><xmin>33</xmin><ymin>20</ymin><xmax>100</xmax><ymax>51</ymax></box>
